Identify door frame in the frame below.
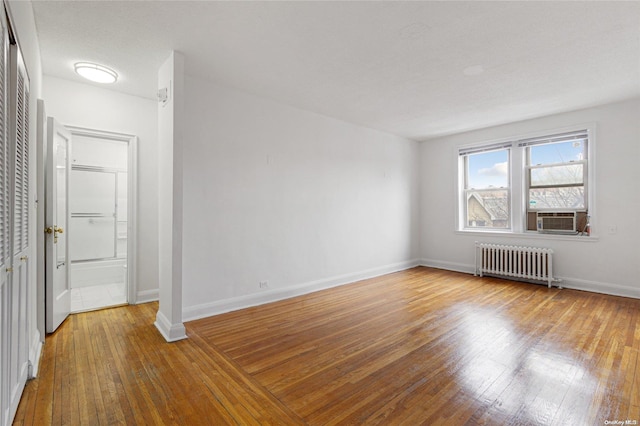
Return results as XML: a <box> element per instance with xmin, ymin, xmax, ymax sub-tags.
<box><xmin>64</xmin><ymin>126</ymin><xmax>138</xmax><ymax>305</ymax></box>
<box><xmin>35</xmin><ymin>101</ymin><xmax>46</xmax><ymax>350</ymax></box>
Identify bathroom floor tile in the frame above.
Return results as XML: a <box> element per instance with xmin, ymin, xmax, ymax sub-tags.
<box><xmin>71</xmin><ymin>283</ymin><xmax>127</xmax><ymax>313</ymax></box>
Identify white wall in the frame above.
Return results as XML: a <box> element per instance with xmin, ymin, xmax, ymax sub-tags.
<box><xmin>420</xmin><ymin>98</ymin><xmax>640</xmax><ymax>298</ymax></box>
<box><xmin>182</xmin><ymin>76</ymin><xmax>420</xmax><ymax>320</ymax></box>
<box><xmin>42</xmin><ymin>76</ymin><xmax>159</xmax><ymax>302</ymax></box>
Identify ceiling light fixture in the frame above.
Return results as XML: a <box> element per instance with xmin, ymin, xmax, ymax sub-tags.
<box><xmin>74</xmin><ymin>62</ymin><xmax>118</xmax><ymax>84</ymax></box>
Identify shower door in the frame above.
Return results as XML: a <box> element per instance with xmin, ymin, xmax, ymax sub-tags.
<box><xmin>65</xmin><ymin>127</ymin><xmax>135</xmax><ymax>311</ymax></box>
<box><xmin>69</xmin><ymin>169</ymin><xmax>118</xmax><ymax>261</ymax></box>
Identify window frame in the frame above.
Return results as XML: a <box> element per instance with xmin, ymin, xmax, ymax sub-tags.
<box><xmin>460</xmin><ymin>146</ymin><xmax>512</xmax><ymax>231</ymax></box>
<box><xmin>456</xmin><ymin>124</ymin><xmax>595</xmax><ymax>237</ymax></box>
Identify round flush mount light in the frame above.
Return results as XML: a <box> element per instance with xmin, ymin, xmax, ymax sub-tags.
<box><xmin>74</xmin><ymin>62</ymin><xmax>118</xmax><ymax>84</ymax></box>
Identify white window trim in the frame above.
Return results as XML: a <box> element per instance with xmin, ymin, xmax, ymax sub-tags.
<box><xmin>455</xmin><ymin>122</ymin><xmax>596</xmax><ymax>238</ymax></box>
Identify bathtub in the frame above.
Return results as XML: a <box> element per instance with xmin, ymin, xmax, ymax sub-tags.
<box><xmin>70</xmin><ymin>259</ymin><xmax>127</xmax><ymax>289</ymax></box>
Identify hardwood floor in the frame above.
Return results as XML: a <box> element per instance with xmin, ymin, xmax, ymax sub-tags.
<box><xmin>14</xmin><ymin>267</ymin><xmax>640</xmax><ymax>425</ymax></box>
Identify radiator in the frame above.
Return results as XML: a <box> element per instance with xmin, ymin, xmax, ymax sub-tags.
<box><xmin>475</xmin><ymin>242</ymin><xmax>559</xmax><ymax>288</ymax></box>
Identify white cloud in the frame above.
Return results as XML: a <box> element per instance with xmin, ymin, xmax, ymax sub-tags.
<box><xmin>479</xmin><ymin>161</ymin><xmax>508</xmax><ymax>177</ymax></box>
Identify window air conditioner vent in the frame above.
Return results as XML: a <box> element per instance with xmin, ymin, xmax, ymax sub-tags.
<box><xmin>536</xmin><ymin>211</ymin><xmax>577</xmax><ymax>234</ymax></box>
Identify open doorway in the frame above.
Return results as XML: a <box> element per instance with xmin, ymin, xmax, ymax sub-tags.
<box><xmin>38</xmin><ymin>76</ymin><xmax>156</xmax><ymax>334</ymax></box>
<box><xmin>65</xmin><ymin>126</ymin><xmax>137</xmax><ymax>313</ymax></box>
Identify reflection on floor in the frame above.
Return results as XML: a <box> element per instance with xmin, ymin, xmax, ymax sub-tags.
<box><xmin>71</xmin><ymin>283</ymin><xmax>126</xmax><ymax>313</ymax></box>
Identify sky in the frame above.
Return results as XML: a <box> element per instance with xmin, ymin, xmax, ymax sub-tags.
<box><xmin>467</xmin><ymin>140</ymin><xmax>584</xmax><ymax>189</ymax></box>
<box><xmin>468</xmin><ymin>150</ymin><xmax>508</xmax><ymax>189</ymax></box>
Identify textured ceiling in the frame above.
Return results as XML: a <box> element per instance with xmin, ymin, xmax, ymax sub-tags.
<box><xmin>31</xmin><ymin>1</ymin><xmax>640</xmax><ymax>141</ymax></box>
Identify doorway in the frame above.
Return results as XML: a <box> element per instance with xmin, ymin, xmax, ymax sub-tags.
<box><xmin>61</xmin><ymin>126</ymin><xmax>137</xmax><ymax>314</ymax></box>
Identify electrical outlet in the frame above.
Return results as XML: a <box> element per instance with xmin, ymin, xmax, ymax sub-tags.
<box><xmin>259</xmin><ymin>281</ymin><xmax>269</xmax><ymax>289</ymax></box>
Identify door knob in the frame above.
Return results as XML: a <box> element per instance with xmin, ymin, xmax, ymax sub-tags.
<box><xmin>46</xmin><ymin>226</ymin><xmax>63</xmax><ymax>243</ymax></box>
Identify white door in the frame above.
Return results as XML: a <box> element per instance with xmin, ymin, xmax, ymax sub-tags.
<box><xmin>0</xmin><ymin>11</ymin><xmax>9</xmax><ymax>423</ymax></box>
<box><xmin>5</xmin><ymin>41</ymin><xmax>30</xmax><ymax>424</ymax></box>
<box><xmin>45</xmin><ymin>117</ymin><xmax>71</xmax><ymax>333</ymax></box>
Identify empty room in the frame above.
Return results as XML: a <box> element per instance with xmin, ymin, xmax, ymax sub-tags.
<box><xmin>2</xmin><ymin>1</ymin><xmax>639</xmax><ymax>425</ymax></box>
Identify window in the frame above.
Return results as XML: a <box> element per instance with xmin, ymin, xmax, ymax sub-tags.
<box><xmin>461</xmin><ymin>146</ymin><xmax>510</xmax><ymax>230</ymax></box>
<box><xmin>522</xmin><ymin>131</ymin><xmax>587</xmax><ymax>210</ymax></box>
<box><xmin>458</xmin><ymin>127</ymin><xmax>592</xmax><ymax>235</ymax></box>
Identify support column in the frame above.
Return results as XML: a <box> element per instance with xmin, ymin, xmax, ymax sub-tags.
<box><xmin>155</xmin><ymin>51</ymin><xmax>187</xmax><ymax>342</ymax></box>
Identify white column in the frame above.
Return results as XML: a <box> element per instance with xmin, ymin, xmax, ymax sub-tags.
<box><xmin>155</xmin><ymin>51</ymin><xmax>187</xmax><ymax>342</ymax></box>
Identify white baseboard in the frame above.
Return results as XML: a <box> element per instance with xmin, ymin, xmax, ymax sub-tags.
<box><xmin>420</xmin><ymin>258</ymin><xmax>640</xmax><ymax>300</ymax></box>
<box><xmin>180</xmin><ymin>257</ymin><xmax>638</xmax><ymax>324</ymax></box>
<box><xmin>28</xmin><ymin>331</ymin><xmax>43</xmax><ymax>379</ymax></box>
<box><xmin>154</xmin><ymin>311</ymin><xmax>187</xmax><ymax>342</ymax></box>
<box><xmin>558</xmin><ymin>276</ymin><xmax>640</xmax><ymax>299</ymax></box>
<box><xmin>183</xmin><ymin>259</ymin><xmax>421</xmax><ymax>322</ymax></box>
<box><xmin>419</xmin><ymin>258</ymin><xmax>475</xmax><ymax>275</ymax></box>
<box><xmin>136</xmin><ymin>289</ymin><xmax>159</xmax><ymax>304</ymax></box>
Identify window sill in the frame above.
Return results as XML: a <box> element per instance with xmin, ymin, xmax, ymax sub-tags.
<box><xmin>455</xmin><ymin>229</ymin><xmax>599</xmax><ymax>242</ymax></box>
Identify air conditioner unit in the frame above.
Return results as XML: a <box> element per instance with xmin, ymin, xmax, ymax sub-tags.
<box><xmin>536</xmin><ymin>211</ymin><xmax>577</xmax><ymax>234</ymax></box>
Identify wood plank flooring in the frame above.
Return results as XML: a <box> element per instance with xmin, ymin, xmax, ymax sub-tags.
<box><xmin>14</xmin><ymin>267</ymin><xmax>640</xmax><ymax>425</ymax></box>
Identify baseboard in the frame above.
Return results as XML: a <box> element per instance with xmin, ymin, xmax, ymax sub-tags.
<box><xmin>136</xmin><ymin>289</ymin><xmax>159</xmax><ymax>304</ymax></box>
<box><xmin>154</xmin><ymin>311</ymin><xmax>187</xmax><ymax>342</ymax></box>
<box><xmin>28</xmin><ymin>331</ymin><xmax>43</xmax><ymax>378</ymax></box>
<box><xmin>558</xmin><ymin>277</ymin><xmax>640</xmax><ymax>299</ymax></box>
<box><xmin>183</xmin><ymin>259</ymin><xmax>421</xmax><ymax>322</ymax></box>
<box><xmin>419</xmin><ymin>258</ymin><xmax>475</xmax><ymax>275</ymax></box>
<box><xmin>420</xmin><ymin>258</ymin><xmax>640</xmax><ymax>300</ymax></box>
<box><xmin>183</xmin><ymin>257</ymin><xmax>639</xmax><ymax>323</ymax></box>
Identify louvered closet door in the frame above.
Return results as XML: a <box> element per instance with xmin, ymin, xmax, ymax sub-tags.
<box><xmin>0</xmin><ymin>12</ymin><xmax>9</xmax><ymax>426</ymax></box>
<box><xmin>6</xmin><ymin>42</ymin><xmax>29</xmax><ymax>425</ymax></box>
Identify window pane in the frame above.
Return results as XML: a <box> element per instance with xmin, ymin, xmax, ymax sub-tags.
<box><xmin>467</xmin><ymin>150</ymin><xmax>508</xmax><ymax>189</ymax></box>
<box><xmin>530</xmin><ymin>164</ymin><xmax>583</xmax><ymax>187</ymax></box>
<box><xmin>529</xmin><ymin>187</ymin><xmax>585</xmax><ymax>209</ymax></box>
<box><xmin>466</xmin><ymin>189</ymin><xmax>509</xmax><ymax>229</ymax></box>
<box><xmin>530</xmin><ymin>140</ymin><xmax>585</xmax><ymax>166</ymax></box>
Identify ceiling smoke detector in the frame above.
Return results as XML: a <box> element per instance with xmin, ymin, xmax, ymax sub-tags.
<box><xmin>74</xmin><ymin>62</ymin><xmax>118</xmax><ymax>84</ymax></box>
